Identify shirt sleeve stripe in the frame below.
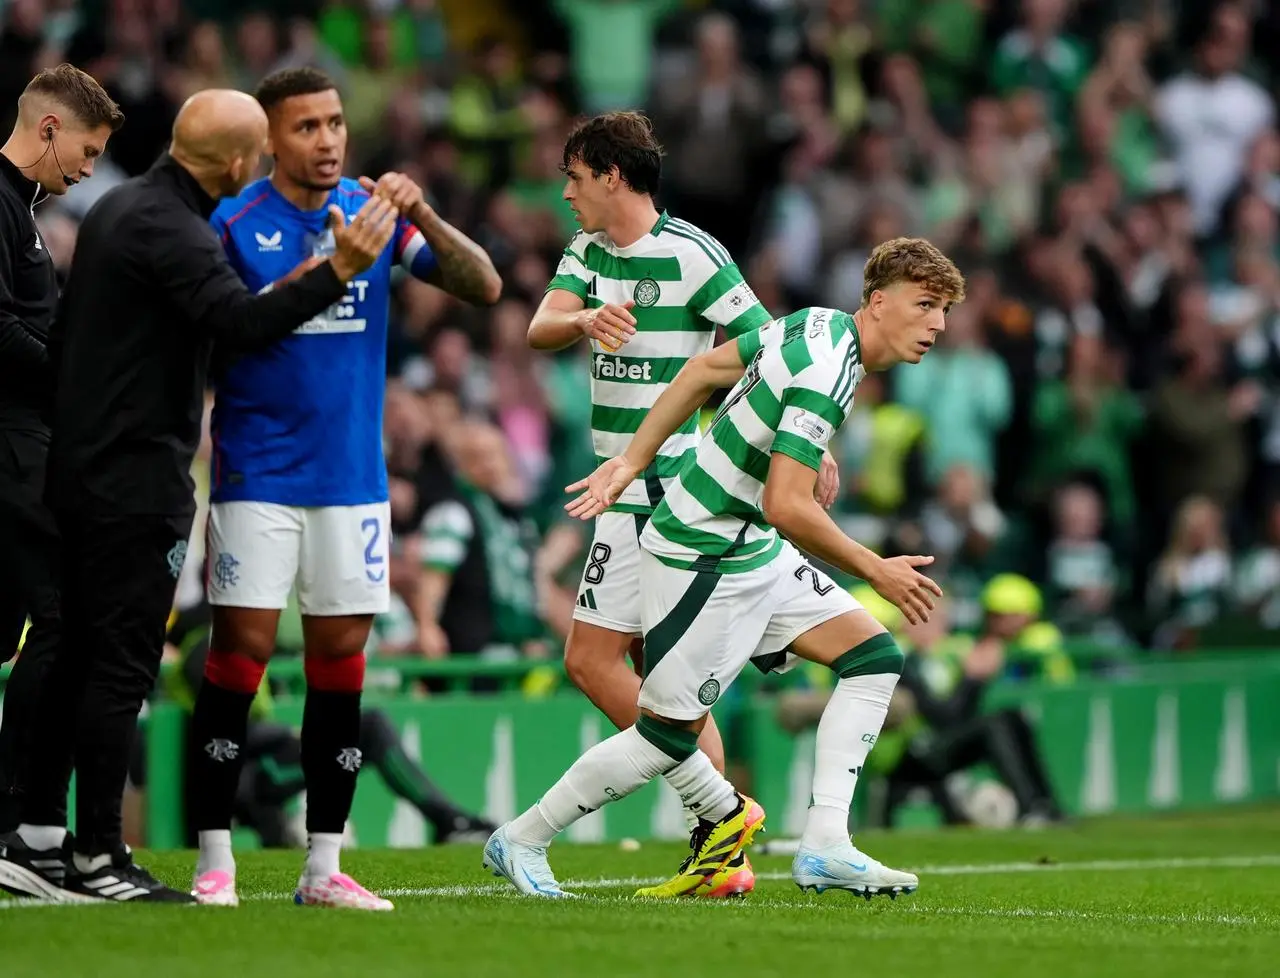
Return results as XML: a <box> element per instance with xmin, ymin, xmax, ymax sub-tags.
<box><xmin>724</xmin><ymin>304</ymin><xmax>772</xmax><ymax>338</ymax></box>
<box><xmin>784</xmin><ymin>387</ymin><xmax>845</xmax><ymax>427</ymax></box>
<box><xmin>736</xmin><ymin>329</ymin><xmax>763</xmax><ymax>365</ymax></box>
<box><xmin>771</xmin><ymin>431</ymin><xmax>823</xmax><ymax>471</ymax></box>
<box><xmin>688</xmin><ymin>264</ymin><xmax>743</xmax><ymax>317</ymax></box>
<box><xmin>546</xmin><ymin>273</ymin><xmax>588</xmax><ymax>298</ymax></box>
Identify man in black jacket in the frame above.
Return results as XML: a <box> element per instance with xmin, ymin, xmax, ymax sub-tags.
<box><xmin>0</xmin><ymin>88</ymin><xmax>398</xmax><ymax>904</ymax></box>
<box><xmin>0</xmin><ymin>64</ymin><xmax>123</xmax><ymax>832</ymax></box>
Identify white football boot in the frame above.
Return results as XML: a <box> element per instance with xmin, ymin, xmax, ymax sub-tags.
<box><xmin>482</xmin><ymin>825</ymin><xmax>573</xmax><ymax>898</ymax></box>
<box><xmin>792</xmin><ymin>842</ymin><xmax>918</xmax><ymax>899</ymax></box>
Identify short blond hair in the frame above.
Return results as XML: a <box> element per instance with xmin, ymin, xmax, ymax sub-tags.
<box><xmin>861</xmin><ymin>237</ymin><xmax>966</xmax><ymax>308</ymax></box>
<box><xmin>20</xmin><ymin>63</ymin><xmax>124</xmax><ymax>132</ymax></box>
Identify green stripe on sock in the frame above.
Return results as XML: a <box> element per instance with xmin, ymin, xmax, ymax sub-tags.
<box><xmin>636</xmin><ymin>715</ymin><xmax>698</xmax><ymax>763</ymax></box>
<box><xmin>830</xmin><ymin>633</ymin><xmax>904</xmax><ymax>678</ymax></box>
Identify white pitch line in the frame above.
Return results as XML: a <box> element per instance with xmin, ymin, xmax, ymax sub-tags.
<box><xmin>918</xmin><ymin>854</ymin><xmax>1280</xmax><ymax>875</ymax></box>
<box><xmin>243</xmin><ymin>852</ymin><xmax>1280</xmax><ymax>902</ymax></box>
<box><xmin>4</xmin><ymin>853</ymin><xmax>1279</xmax><ymax>920</ymax></box>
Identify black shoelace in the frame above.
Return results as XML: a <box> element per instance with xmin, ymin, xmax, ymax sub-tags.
<box><xmin>676</xmin><ymin>819</ymin><xmax>716</xmax><ymax>873</ymax></box>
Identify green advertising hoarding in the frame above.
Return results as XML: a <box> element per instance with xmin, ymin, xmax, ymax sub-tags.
<box><xmin>132</xmin><ymin>655</ymin><xmax>1280</xmax><ymax>849</ymax></box>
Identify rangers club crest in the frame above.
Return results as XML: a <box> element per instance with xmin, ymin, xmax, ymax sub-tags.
<box><xmin>336</xmin><ymin>748</ymin><xmax>364</xmax><ymax>772</ymax></box>
<box><xmin>166</xmin><ymin>540</ymin><xmax>188</xmax><ymax>579</ymax></box>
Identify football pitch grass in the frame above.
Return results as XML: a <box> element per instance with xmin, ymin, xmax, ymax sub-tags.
<box><xmin>3</xmin><ymin>806</ymin><xmax>1279</xmax><ymax>978</ymax></box>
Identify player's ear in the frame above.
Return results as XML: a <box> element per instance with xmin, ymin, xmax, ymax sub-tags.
<box><xmin>605</xmin><ymin>165</ymin><xmax>621</xmax><ymax>192</ymax></box>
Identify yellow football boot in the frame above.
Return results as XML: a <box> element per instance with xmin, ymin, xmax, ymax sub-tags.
<box><xmin>694</xmin><ymin>852</ymin><xmax>755</xmax><ymax>898</ymax></box>
<box><xmin>634</xmin><ymin>794</ymin><xmax>766</xmax><ymax>899</ymax></box>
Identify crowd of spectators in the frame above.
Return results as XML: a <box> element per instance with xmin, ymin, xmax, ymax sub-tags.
<box><xmin>8</xmin><ymin>0</ymin><xmax>1280</xmax><ymax>662</ymax></box>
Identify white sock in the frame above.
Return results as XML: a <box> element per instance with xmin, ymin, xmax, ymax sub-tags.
<box><xmin>663</xmin><ymin>751</ymin><xmax>738</xmax><ymax>825</ymax></box>
<box><xmin>304</xmin><ymin>832</ymin><xmax>343</xmax><ymax>878</ymax></box>
<box><xmin>801</xmin><ymin>672</ymin><xmax>899</xmax><ymax>851</ymax></box>
<box><xmin>196</xmin><ymin>830</ymin><xmax>235</xmax><ymax>877</ymax></box>
<box><xmin>508</xmin><ymin>726</ymin><xmax>681</xmax><ymax>847</ymax></box>
<box><xmin>16</xmin><ymin>824</ymin><xmax>66</xmax><ymax>851</ymax></box>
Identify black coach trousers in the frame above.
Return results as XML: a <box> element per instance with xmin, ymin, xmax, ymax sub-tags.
<box><xmin>20</xmin><ymin>508</ymin><xmax>192</xmax><ymax>856</ymax></box>
<box><xmin>0</xmin><ymin>428</ymin><xmax>63</xmax><ymax>832</ymax></box>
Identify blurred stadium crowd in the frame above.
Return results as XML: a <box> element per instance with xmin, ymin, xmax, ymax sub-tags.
<box><xmin>8</xmin><ymin>0</ymin><xmax>1280</xmax><ymax>669</ymax></box>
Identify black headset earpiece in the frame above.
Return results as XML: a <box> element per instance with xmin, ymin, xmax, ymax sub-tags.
<box><xmin>44</xmin><ymin>125</ymin><xmax>75</xmax><ymax>187</ymax></box>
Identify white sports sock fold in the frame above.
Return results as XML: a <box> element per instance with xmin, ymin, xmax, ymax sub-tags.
<box><xmin>801</xmin><ymin>672</ymin><xmax>899</xmax><ymax>851</ymax></box>
<box><xmin>508</xmin><ymin>726</ymin><xmax>679</xmax><ymax>847</ymax></box>
<box><xmin>196</xmin><ymin>829</ymin><xmax>235</xmax><ymax>877</ymax></box>
<box><xmin>662</xmin><ymin>751</ymin><xmax>738</xmax><ymax>824</ymax></box>
<box><xmin>304</xmin><ymin>832</ymin><xmax>343</xmax><ymax>878</ymax></box>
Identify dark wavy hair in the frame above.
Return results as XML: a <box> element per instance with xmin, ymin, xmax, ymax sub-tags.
<box><xmin>561</xmin><ymin>111</ymin><xmax>663</xmax><ymax>197</ymax></box>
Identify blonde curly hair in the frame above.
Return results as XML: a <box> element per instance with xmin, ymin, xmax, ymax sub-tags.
<box><xmin>861</xmin><ymin>237</ymin><xmax>966</xmax><ymax>309</ymax></box>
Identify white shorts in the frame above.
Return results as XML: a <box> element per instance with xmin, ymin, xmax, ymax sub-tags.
<box><xmin>206</xmin><ymin>501</ymin><xmax>392</xmax><ymax>617</ymax></box>
<box><xmin>637</xmin><ymin>541</ymin><xmax>862</xmax><ymax>720</ymax></box>
<box><xmin>571</xmin><ymin>510</ymin><xmax>648</xmax><ymax>635</ymax></box>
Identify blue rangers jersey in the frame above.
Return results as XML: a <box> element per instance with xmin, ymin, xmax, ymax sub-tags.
<box><xmin>209</xmin><ymin>177</ymin><xmax>437</xmax><ymax>506</ymax></box>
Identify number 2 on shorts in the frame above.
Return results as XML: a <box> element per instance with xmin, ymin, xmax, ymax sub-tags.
<box><xmin>361</xmin><ymin>517</ymin><xmax>386</xmax><ymax>583</ymax></box>
<box><xmin>795</xmin><ymin>563</ymin><xmax>834</xmax><ymax>595</ymax></box>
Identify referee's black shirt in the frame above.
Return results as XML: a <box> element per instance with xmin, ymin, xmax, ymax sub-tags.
<box><xmin>0</xmin><ymin>152</ymin><xmax>58</xmax><ymax>432</ymax></box>
<box><xmin>46</xmin><ymin>153</ymin><xmax>350</xmax><ymax>517</ymax></box>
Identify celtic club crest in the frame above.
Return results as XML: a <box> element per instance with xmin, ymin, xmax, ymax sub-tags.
<box><xmin>633</xmin><ymin>278</ymin><xmax>661</xmax><ymax>307</ymax></box>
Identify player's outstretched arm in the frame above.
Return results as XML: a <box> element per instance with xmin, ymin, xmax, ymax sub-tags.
<box><xmin>565</xmin><ymin>338</ymin><xmax>747</xmax><ymax>519</ymax></box>
<box><xmin>762</xmin><ymin>454</ymin><xmax>942</xmax><ymax>625</ymax></box>
<box><xmin>360</xmin><ymin>173</ymin><xmax>502</xmax><ymax>305</ymax></box>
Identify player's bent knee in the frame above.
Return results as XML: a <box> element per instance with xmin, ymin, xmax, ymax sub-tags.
<box><xmin>564</xmin><ymin>621</ymin><xmax>632</xmax><ymax>691</ymax></box>
<box><xmin>304</xmin><ymin>651</ymin><xmax>366</xmax><ymax>692</ymax></box>
<box><xmin>829</xmin><ymin>632</ymin><xmax>905</xmax><ymax>679</ymax></box>
<box><xmin>205</xmin><ymin>647</ymin><xmax>268</xmax><ymax>695</ymax></box>
<box><xmin>563</xmin><ymin>642</ymin><xmax>594</xmax><ymax>691</ymax></box>
<box><xmin>697</xmin><ymin>717</ymin><xmax>726</xmax><ymax>772</ymax></box>
<box><xmin>635</xmin><ymin>712</ymin><xmax>700</xmax><ymax>763</ymax></box>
